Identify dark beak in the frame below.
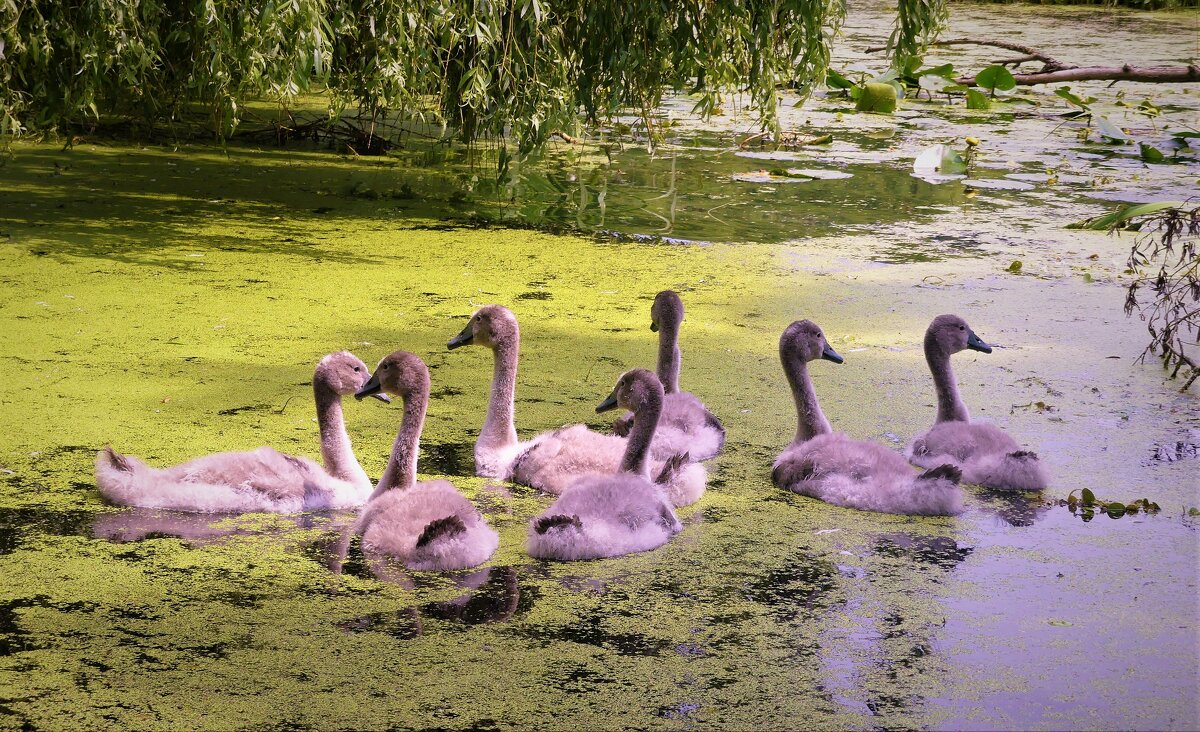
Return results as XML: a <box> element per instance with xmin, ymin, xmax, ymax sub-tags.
<box><xmin>596</xmin><ymin>389</ymin><xmax>619</xmax><ymax>413</ymax></box>
<box><xmin>821</xmin><ymin>343</ymin><xmax>844</xmax><ymax>364</ymax></box>
<box><xmin>354</xmin><ymin>371</ymin><xmax>385</xmax><ymax>401</ymax></box>
<box><xmin>967</xmin><ymin>330</ymin><xmax>992</xmax><ymax>354</ymax></box>
<box><xmin>650</xmin><ymin>321</ymin><xmax>659</xmax><ymax>332</ymax></box>
<box><xmin>447</xmin><ymin>322</ymin><xmax>473</xmax><ymax>350</ymax></box>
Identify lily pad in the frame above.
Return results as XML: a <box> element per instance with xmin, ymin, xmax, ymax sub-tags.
<box><xmin>914</xmin><ymin>144</ymin><xmax>969</xmax><ymax>180</ymax></box>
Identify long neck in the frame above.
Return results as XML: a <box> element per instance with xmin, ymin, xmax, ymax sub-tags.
<box><xmin>481</xmin><ymin>338</ymin><xmax>519</xmax><ymax>448</ymax></box>
<box><xmin>785</xmin><ymin>358</ymin><xmax>832</xmax><ymax>446</ymax></box>
<box><xmin>656</xmin><ymin>323</ymin><xmax>682</xmax><ymax>394</ymax></box>
<box><xmin>621</xmin><ymin>392</ymin><xmax>663</xmax><ymax>476</ymax></box>
<box><xmin>926</xmin><ymin>341</ymin><xmax>970</xmax><ymax>423</ymax></box>
<box><xmin>376</xmin><ymin>391</ymin><xmax>427</xmax><ymax>493</ymax></box>
<box><xmin>314</xmin><ymin>383</ymin><xmax>363</xmax><ymax>483</ymax></box>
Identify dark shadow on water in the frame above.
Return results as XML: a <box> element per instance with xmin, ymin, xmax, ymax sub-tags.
<box><xmin>509</xmin><ymin>609</ymin><xmax>672</xmax><ymax>657</ymax></box>
<box><xmin>0</xmin><ymin>504</ymin><xmax>96</xmax><ymax>555</ymax></box>
<box><xmin>873</xmin><ymin>534</ymin><xmax>974</xmax><ymax>569</ymax></box>
<box><xmin>973</xmin><ymin>488</ymin><xmax>1052</xmax><ymax>528</ymax></box>
<box><xmin>419</xmin><ymin>441</ymin><xmax>477</xmax><ymax>478</ymax></box>
<box><xmin>741</xmin><ymin>552</ymin><xmax>840</xmax><ymax>622</ymax></box>
<box><xmin>336</xmin><ymin>566</ymin><xmax>534</xmax><ymax>639</ymax></box>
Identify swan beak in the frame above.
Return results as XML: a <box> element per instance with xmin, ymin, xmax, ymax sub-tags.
<box><xmin>650</xmin><ymin>321</ymin><xmax>659</xmax><ymax>332</ymax></box>
<box><xmin>596</xmin><ymin>390</ymin><xmax>619</xmax><ymax>413</ymax></box>
<box><xmin>967</xmin><ymin>330</ymin><xmax>993</xmax><ymax>354</ymax></box>
<box><xmin>370</xmin><ymin>393</ymin><xmax>391</xmax><ymax>403</ymax></box>
<box><xmin>355</xmin><ymin>372</ymin><xmax>385</xmax><ymax>401</ymax></box>
<box><xmin>821</xmin><ymin>343</ymin><xmax>844</xmax><ymax>364</ymax></box>
<box><xmin>447</xmin><ymin>323</ymin><xmax>473</xmax><ymax>349</ymax></box>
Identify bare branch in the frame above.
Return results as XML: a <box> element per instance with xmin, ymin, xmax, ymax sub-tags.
<box><xmin>957</xmin><ymin>64</ymin><xmax>1200</xmax><ymax>87</ymax></box>
<box><xmin>865</xmin><ymin>37</ymin><xmax>1068</xmax><ymax>70</ymax></box>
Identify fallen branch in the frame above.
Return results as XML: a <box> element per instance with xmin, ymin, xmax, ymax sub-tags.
<box><xmin>866</xmin><ymin>37</ymin><xmax>1200</xmax><ymax>86</ymax></box>
<box><xmin>958</xmin><ymin>64</ymin><xmax>1200</xmax><ymax>86</ymax></box>
<box><xmin>867</xmin><ymin>37</ymin><xmax>1068</xmax><ymax>71</ymax></box>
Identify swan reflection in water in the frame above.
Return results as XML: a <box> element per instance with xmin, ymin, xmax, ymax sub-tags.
<box><xmin>90</xmin><ymin>507</ymin><xmax>529</xmax><ymax>635</ymax></box>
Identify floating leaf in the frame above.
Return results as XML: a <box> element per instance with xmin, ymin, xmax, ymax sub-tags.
<box><xmin>1093</xmin><ymin>114</ymin><xmax>1132</xmax><ymax>142</ymax></box>
<box><xmin>940</xmin><ymin>147</ymin><xmax>968</xmax><ymax>175</ymax></box>
<box><xmin>1055</xmin><ymin>86</ymin><xmax>1095</xmax><ymax>109</ymax></box>
<box><xmin>856</xmin><ymin>82</ymin><xmax>897</xmax><ymax>114</ymax></box>
<box><xmin>1105</xmin><ymin>503</ymin><xmax>1126</xmax><ymax>519</ymax></box>
<box><xmin>976</xmin><ymin>65</ymin><xmax>1016</xmax><ymax>93</ymax></box>
<box><xmin>965</xmin><ymin>88</ymin><xmax>990</xmax><ymax>110</ymax></box>
<box><xmin>1006</xmin><ymin>260</ymin><xmax>1023</xmax><ymax>273</ymax></box>
<box><xmin>917</xmin><ymin>63</ymin><xmax>955</xmax><ymax>79</ymax></box>
<box><xmin>1139</xmin><ymin>143</ymin><xmax>1165</xmax><ymax>163</ymax></box>
<box><xmin>825</xmin><ymin>68</ymin><xmax>854</xmax><ymax>90</ymax></box>
<box><xmin>1047</xmin><ymin>619</ymin><xmax>1073</xmax><ymax>627</ymax></box>
<box><xmin>1081</xmin><ymin>488</ymin><xmax>1096</xmax><ymax>507</ymax></box>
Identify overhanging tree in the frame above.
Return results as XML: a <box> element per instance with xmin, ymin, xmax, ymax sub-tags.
<box><xmin>1</xmin><ymin>0</ymin><xmax>943</xmax><ymax>147</ymax></box>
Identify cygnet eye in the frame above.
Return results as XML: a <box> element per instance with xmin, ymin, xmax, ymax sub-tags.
<box><xmin>381</xmin><ymin>363</ymin><xmax>390</xmax><ymax>371</ymax></box>
<box><xmin>353</xmin><ymin>366</ymin><xmax>361</xmax><ymax>372</ymax></box>
<box><xmin>959</xmin><ymin>325</ymin><xmax>965</xmax><ymax>330</ymax></box>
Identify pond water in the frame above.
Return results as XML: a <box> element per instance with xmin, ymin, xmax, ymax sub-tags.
<box><xmin>1</xmin><ymin>1</ymin><xmax>1197</xmax><ymax>729</ymax></box>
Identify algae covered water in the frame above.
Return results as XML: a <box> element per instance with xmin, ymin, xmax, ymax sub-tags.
<box><xmin>2</xmin><ymin>1</ymin><xmax>1198</xmax><ymax>729</ymax></box>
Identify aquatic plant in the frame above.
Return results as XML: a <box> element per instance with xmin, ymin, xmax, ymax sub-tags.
<box><xmin>1069</xmin><ymin>202</ymin><xmax>1200</xmax><ymax>390</ymax></box>
<box><xmin>1051</xmin><ymin>488</ymin><xmax>1162</xmax><ymax>521</ymax></box>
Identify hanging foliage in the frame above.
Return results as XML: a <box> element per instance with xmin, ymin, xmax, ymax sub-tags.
<box><xmin>2</xmin><ymin>0</ymin><xmax>874</xmax><ymax>147</ymax></box>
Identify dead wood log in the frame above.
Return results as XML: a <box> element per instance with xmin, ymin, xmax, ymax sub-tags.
<box><xmin>865</xmin><ymin>37</ymin><xmax>1200</xmax><ymax>85</ymax></box>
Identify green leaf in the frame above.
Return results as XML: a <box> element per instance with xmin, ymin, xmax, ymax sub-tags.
<box><xmin>940</xmin><ymin>147</ymin><xmax>968</xmax><ymax>175</ymax></box>
<box><xmin>976</xmin><ymin>65</ymin><xmax>1016</xmax><ymax>93</ymax></box>
<box><xmin>1006</xmin><ymin>260</ymin><xmax>1023</xmax><ymax>273</ymax></box>
<box><xmin>1055</xmin><ymin>86</ymin><xmax>1094</xmax><ymax>108</ymax></box>
<box><xmin>825</xmin><ymin>69</ymin><xmax>855</xmax><ymax>90</ymax></box>
<box><xmin>1066</xmin><ymin>201</ymin><xmax>1184</xmax><ymax>230</ymax></box>
<box><xmin>965</xmin><ymin>88</ymin><xmax>990</xmax><ymax>110</ymax></box>
<box><xmin>1094</xmin><ymin>115</ymin><xmax>1132</xmax><ymax>142</ymax></box>
<box><xmin>1139</xmin><ymin>143</ymin><xmax>1165</xmax><ymax>163</ymax></box>
<box><xmin>918</xmin><ymin>63</ymin><xmax>955</xmax><ymax>78</ymax></box>
<box><xmin>1081</xmin><ymin>488</ymin><xmax>1096</xmax><ymax>507</ymax></box>
<box><xmin>1105</xmin><ymin>503</ymin><xmax>1126</xmax><ymax>519</ymax></box>
<box><xmin>855</xmin><ymin>82</ymin><xmax>897</xmax><ymax>114</ymax></box>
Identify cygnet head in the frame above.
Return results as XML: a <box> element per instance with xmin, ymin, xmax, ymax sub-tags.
<box><xmin>354</xmin><ymin>351</ymin><xmax>430</xmax><ymax>402</ymax></box>
<box><xmin>925</xmin><ymin>314</ymin><xmax>992</xmax><ymax>356</ymax></box>
<box><xmin>596</xmin><ymin>368</ymin><xmax>665</xmax><ymax>414</ymax></box>
<box><xmin>447</xmin><ymin>305</ymin><xmax>519</xmax><ymax>350</ymax></box>
<box><xmin>780</xmin><ymin>320</ymin><xmax>844</xmax><ymax>367</ymax></box>
<box><xmin>650</xmin><ymin>290</ymin><xmax>684</xmax><ymax>333</ymax></box>
<box><xmin>316</xmin><ymin>352</ymin><xmax>389</xmax><ymax>402</ymax></box>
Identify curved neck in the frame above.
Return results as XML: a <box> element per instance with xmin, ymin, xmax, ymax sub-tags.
<box><xmin>621</xmin><ymin>391</ymin><xmax>663</xmax><ymax>476</ymax></box>
<box><xmin>926</xmin><ymin>341</ymin><xmax>970</xmax><ymax>423</ymax></box>
<box><xmin>377</xmin><ymin>390</ymin><xmax>427</xmax><ymax>493</ymax></box>
<box><xmin>784</xmin><ymin>357</ymin><xmax>832</xmax><ymax>446</ymax></box>
<box><xmin>314</xmin><ymin>383</ymin><xmax>362</xmax><ymax>483</ymax></box>
<box><xmin>656</xmin><ymin>323</ymin><xmax>682</xmax><ymax>394</ymax></box>
<box><xmin>481</xmin><ymin>338</ymin><xmax>520</xmax><ymax>449</ymax></box>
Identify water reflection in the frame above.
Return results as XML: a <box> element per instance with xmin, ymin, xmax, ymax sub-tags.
<box><xmin>818</xmin><ymin>529</ymin><xmax>976</xmax><ymax>723</ymax></box>
<box><xmin>0</xmin><ymin>504</ymin><xmax>95</xmax><ymax>555</ymax></box>
<box><xmin>973</xmin><ymin>488</ymin><xmax>1052</xmax><ymax>528</ymax></box>
<box><xmin>328</xmin><ymin>534</ymin><xmax>534</xmax><ymax>638</ymax></box>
